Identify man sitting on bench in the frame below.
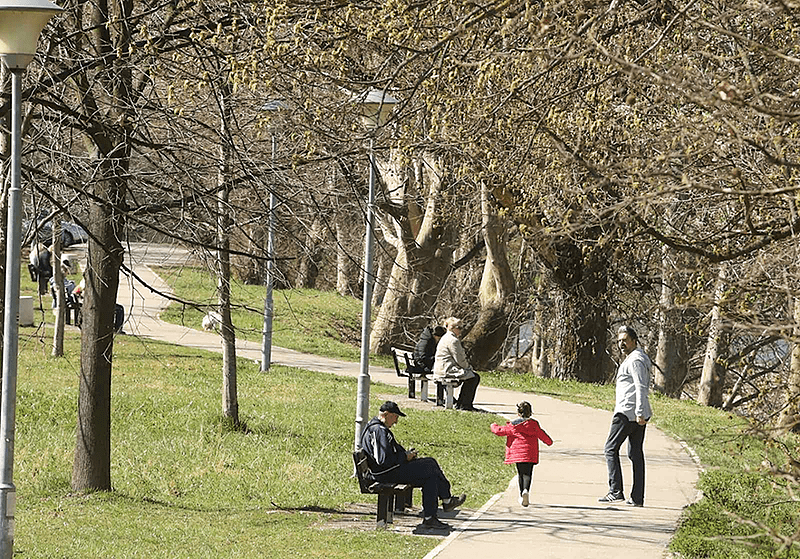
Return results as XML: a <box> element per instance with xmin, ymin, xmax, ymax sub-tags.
<box><xmin>360</xmin><ymin>401</ymin><xmax>466</xmax><ymax>530</ymax></box>
<box><xmin>413</xmin><ymin>325</ymin><xmax>446</xmax><ymax>372</ymax></box>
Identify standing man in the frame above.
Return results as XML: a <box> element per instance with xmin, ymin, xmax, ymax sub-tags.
<box><xmin>360</xmin><ymin>401</ymin><xmax>466</xmax><ymax>530</ymax></box>
<box><xmin>599</xmin><ymin>325</ymin><xmax>653</xmax><ymax>507</ymax></box>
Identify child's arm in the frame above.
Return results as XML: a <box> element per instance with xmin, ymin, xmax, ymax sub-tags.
<box><xmin>490</xmin><ymin>422</ymin><xmax>511</xmax><ymax>436</ymax></box>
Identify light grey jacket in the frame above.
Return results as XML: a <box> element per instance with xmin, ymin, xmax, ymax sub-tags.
<box><xmin>433</xmin><ymin>331</ymin><xmax>475</xmax><ymax>381</ymax></box>
<box><xmin>614</xmin><ymin>347</ymin><xmax>653</xmax><ymax>421</ymax></box>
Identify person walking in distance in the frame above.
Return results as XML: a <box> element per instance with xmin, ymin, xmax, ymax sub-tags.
<box><xmin>598</xmin><ymin>325</ymin><xmax>653</xmax><ymax>507</ymax></box>
<box><xmin>491</xmin><ymin>401</ymin><xmax>553</xmax><ymax>507</ymax></box>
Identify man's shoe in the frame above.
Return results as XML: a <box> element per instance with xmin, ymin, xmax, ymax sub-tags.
<box><xmin>421</xmin><ymin>516</ymin><xmax>451</xmax><ymax>530</ymax></box>
<box><xmin>442</xmin><ymin>493</ymin><xmax>466</xmax><ymax>512</ymax></box>
<box><xmin>625</xmin><ymin>498</ymin><xmax>644</xmax><ymax>507</ymax></box>
<box><xmin>598</xmin><ymin>492</ymin><xmax>624</xmax><ymax>503</ymax></box>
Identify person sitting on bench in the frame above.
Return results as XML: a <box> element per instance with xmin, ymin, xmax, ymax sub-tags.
<box><xmin>360</xmin><ymin>401</ymin><xmax>466</xmax><ymax>530</ymax></box>
<box><xmin>413</xmin><ymin>325</ymin><xmax>446</xmax><ymax>372</ymax></box>
<box><xmin>433</xmin><ymin>317</ymin><xmax>481</xmax><ymax>411</ymax></box>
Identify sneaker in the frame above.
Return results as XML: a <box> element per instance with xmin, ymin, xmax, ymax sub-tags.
<box><xmin>598</xmin><ymin>492</ymin><xmax>624</xmax><ymax>503</ymax></box>
<box><xmin>442</xmin><ymin>493</ymin><xmax>466</xmax><ymax>512</ymax></box>
<box><xmin>625</xmin><ymin>498</ymin><xmax>644</xmax><ymax>507</ymax></box>
<box><xmin>421</xmin><ymin>516</ymin><xmax>451</xmax><ymax>530</ymax></box>
<box><xmin>520</xmin><ymin>489</ymin><xmax>529</xmax><ymax>507</ymax></box>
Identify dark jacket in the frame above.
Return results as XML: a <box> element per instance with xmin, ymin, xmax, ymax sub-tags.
<box><xmin>360</xmin><ymin>417</ymin><xmax>408</xmax><ymax>478</ymax></box>
<box><xmin>413</xmin><ymin>326</ymin><xmax>437</xmax><ymax>372</ymax></box>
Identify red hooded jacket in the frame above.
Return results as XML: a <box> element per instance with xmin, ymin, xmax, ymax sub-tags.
<box><xmin>491</xmin><ymin>418</ymin><xmax>553</xmax><ymax>464</ymax></box>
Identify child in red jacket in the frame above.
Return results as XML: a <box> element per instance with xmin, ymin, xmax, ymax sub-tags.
<box><xmin>491</xmin><ymin>401</ymin><xmax>553</xmax><ymax>507</ymax></box>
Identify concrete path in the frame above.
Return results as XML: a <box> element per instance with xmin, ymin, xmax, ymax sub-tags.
<box><xmin>112</xmin><ymin>245</ymin><xmax>700</xmax><ymax>559</ymax></box>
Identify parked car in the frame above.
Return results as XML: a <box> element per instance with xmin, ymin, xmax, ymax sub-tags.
<box><xmin>23</xmin><ymin>219</ymin><xmax>89</xmax><ymax>248</ymax></box>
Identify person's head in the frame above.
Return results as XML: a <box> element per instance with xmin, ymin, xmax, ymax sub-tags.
<box><xmin>617</xmin><ymin>325</ymin><xmax>638</xmax><ymax>356</ymax></box>
<box><xmin>517</xmin><ymin>401</ymin><xmax>532</xmax><ymax>418</ymax></box>
<box><xmin>61</xmin><ymin>255</ymin><xmax>72</xmax><ymax>275</ymax></box>
<box><xmin>432</xmin><ymin>325</ymin><xmax>446</xmax><ymax>341</ymax></box>
<box><xmin>444</xmin><ymin>317</ymin><xmax>463</xmax><ymax>337</ymax></box>
<box><xmin>378</xmin><ymin>401</ymin><xmax>406</xmax><ymax>427</ymax></box>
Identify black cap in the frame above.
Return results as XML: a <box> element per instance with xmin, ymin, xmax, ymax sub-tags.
<box><xmin>379</xmin><ymin>401</ymin><xmax>406</xmax><ymax>417</ymax></box>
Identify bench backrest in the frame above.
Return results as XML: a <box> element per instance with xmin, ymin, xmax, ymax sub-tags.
<box><xmin>352</xmin><ymin>448</ymin><xmax>375</xmax><ymax>493</ymax></box>
<box><xmin>390</xmin><ymin>346</ymin><xmax>428</xmax><ymax>376</ymax></box>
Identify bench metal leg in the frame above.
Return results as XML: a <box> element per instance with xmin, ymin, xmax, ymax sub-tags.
<box><xmin>377</xmin><ymin>493</ymin><xmax>394</xmax><ymax>525</ymax></box>
<box><xmin>394</xmin><ymin>486</ymin><xmax>413</xmax><ymax>511</ymax></box>
<box><xmin>419</xmin><ymin>379</ymin><xmax>429</xmax><ymax>402</ymax></box>
<box><xmin>445</xmin><ymin>384</ymin><xmax>455</xmax><ymax>409</ymax></box>
<box><xmin>407</xmin><ymin>376</ymin><xmax>416</xmax><ymax>399</ymax></box>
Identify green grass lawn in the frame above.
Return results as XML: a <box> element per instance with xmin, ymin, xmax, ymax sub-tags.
<box><xmin>13</xmin><ymin>322</ymin><xmax>508</xmax><ymax>558</ymax></box>
<box><xmin>14</xmin><ymin>264</ymin><xmax>800</xmax><ymax>558</ymax></box>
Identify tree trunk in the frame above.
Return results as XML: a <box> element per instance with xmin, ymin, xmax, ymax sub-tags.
<box><xmin>779</xmin><ymin>297</ymin><xmax>800</xmax><ymax>432</ymax></box>
<box><xmin>71</xmin><ymin>0</ymin><xmax>133</xmax><ymax>488</ymax></box>
<box><xmin>296</xmin><ymin>216</ymin><xmax>324</xmax><ymax>289</ymax></box>
<box><xmin>547</xmin><ymin>239</ymin><xmax>610</xmax><ymax>383</ymax></box>
<box><xmin>462</xmin><ymin>182</ymin><xmax>515</xmax><ymax>370</ymax></box>
<box><xmin>654</xmin><ymin>244</ymin><xmax>687</xmax><ymax>397</ymax></box>
<box><xmin>336</xmin><ymin>215</ymin><xmax>358</xmax><ymax>297</ymax></box>
<box><xmin>217</xmin><ymin>83</ymin><xmax>238</xmax><ymax>424</ymax></box>
<box><xmin>369</xmin><ymin>151</ymin><xmax>456</xmax><ymax>353</ymax></box>
<box><xmin>51</xmin><ymin>219</ymin><xmax>65</xmax><ymax>357</ymax></box>
<box><xmin>698</xmin><ymin>265</ymin><xmax>727</xmax><ymax>407</ymax></box>
<box><xmin>72</xmin><ymin>171</ymin><xmax>126</xmax><ymax>492</ymax></box>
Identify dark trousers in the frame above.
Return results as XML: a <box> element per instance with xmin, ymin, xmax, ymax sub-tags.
<box><xmin>604</xmin><ymin>412</ymin><xmax>647</xmax><ymax>504</ymax></box>
<box><xmin>456</xmin><ymin>373</ymin><xmax>480</xmax><ymax>408</ymax></box>
<box><xmin>516</xmin><ymin>462</ymin><xmax>534</xmax><ymax>494</ymax></box>
<box><xmin>383</xmin><ymin>457</ymin><xmax>452</xmax><ymax>518</ymax></box>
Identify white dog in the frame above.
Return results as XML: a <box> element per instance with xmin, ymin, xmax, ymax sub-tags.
<box><xmin>202</xmin><ymin>310</ymin><xmax>222</xmax><ymax>332</ymax></box>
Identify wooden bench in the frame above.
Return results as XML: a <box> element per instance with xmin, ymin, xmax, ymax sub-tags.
<box><xmin>353</xmin><ymin>448</ymin><xmax>414</xmax><ymax>527</ymax></box>
<box><xmin>390</xmin><ymin>346</ymin><xmax>430</xmax><ymax>401</ymax></box>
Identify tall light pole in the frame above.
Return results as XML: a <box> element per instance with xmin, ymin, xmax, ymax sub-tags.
<box><xmin>0</xmin><ymin>1</ymin><xmax>62</xmax><ymax>556</ymax></box>
<box><xmin>351</xmin><ymin>89</ymin><xmax>397</xmax><ymax>449</ymax></box>
<box><xmin>259</xmin><ymin>99</ymin><xmax>286</xmax><ymax>372</ymax></box>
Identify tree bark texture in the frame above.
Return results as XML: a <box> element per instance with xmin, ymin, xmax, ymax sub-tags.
<box><xmin>71</xmin><ymin>0</ymin><xmax>133</xmax><ymax>489</ymax></box>
<box><xmin>698</xmin><ymin>265</ymin><xmax>727</xmax><ymax>408</ymax></box>
<box><xmin>462</xmin><ymin>182</ymin><xmax>516</xmax><ymax>370</ymax></box>
<box><xmin>369</xmin><ymin>151</ymin><xmax>456</xmax><ymax>353</ymax></box>
<box><xmin>217</xmin><ymin>84</ymin><xmax>238</xmax><ymax>424</ymax></box>
<box><xmin>546</xmin><ymin>240</ymin><xmax>610</xmax><ymax>383</ymax></box>
<box><xmin>654</xmin><ymin>245</ymin><xmax>688</xmax><ymax>397</ymax></box>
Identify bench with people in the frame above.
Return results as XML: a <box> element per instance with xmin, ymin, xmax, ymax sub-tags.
<box><xmin>357</xmin><ymin>401</ymin><xmax>466</xmax><ymax>531</ymax></box>
<box><xmin>392</xmin><ymin>319</ymin><xmax>481</xmax><ymax>410</ymax></box>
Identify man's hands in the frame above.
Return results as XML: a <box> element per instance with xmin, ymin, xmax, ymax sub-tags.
<box><xmin>636</xmin><ymin>416</ymin><xmax>648</xmax><ymax>425</ymax></box>
<box><xmin>406</xmin><ymin>448</ymin><xmax>418</xmax><ymax>461</ymax></box>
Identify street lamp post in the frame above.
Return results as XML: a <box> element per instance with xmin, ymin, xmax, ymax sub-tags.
<box><xmin>0</xmin><ymin>1</ymin><xmax>62</xmax><ymax>556</ymax></box>
<box><xmin>259</xmin><ymin>99</ymin><xmax>286</xmax><ymax>372</ymax></box>
<box><xmin>351</xmin><ymin>89</ymin><xmax>397</xmax><ymax>449</ymax></box>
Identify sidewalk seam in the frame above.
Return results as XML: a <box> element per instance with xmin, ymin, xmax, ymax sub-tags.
<box><xmin>423</xmin><ymin>489</ymin><xmax>506</xmax><ymax>559</ymax></box>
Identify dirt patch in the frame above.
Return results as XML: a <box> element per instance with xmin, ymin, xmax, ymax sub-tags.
<box><xmin>318</xmin><ymin>501</ymin><xmax>468</xmax><ymax>537</ymax></box>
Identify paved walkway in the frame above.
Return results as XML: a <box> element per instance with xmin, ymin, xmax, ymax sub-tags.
<box><xmin>113</xmin><ymin>246</ymin><xmax>700</xmax><ymax>559</ymax></box>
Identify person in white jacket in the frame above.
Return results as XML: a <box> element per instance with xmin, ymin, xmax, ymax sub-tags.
<box><xmin>433</xmin><ymin>317</ymin><xmax>481</xmax><ymax>411</ymax></box>
<box><xmin>599</xmin><ymin>325</ymin><xmax>653</xmax><ymax>507</ymax></box>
